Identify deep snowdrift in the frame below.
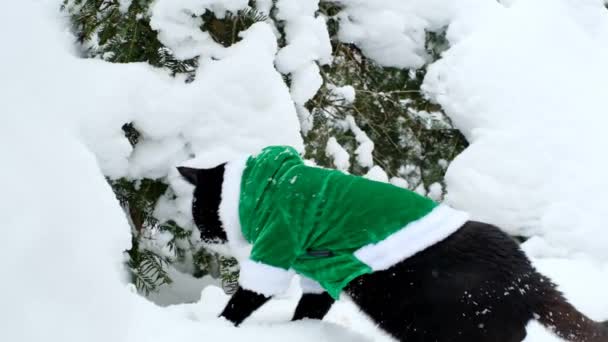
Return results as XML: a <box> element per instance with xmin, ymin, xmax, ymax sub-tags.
<box><xmin>425</xmin><ymin>0</ymin><xmax>608</xmax><ymax>262</ymax></box>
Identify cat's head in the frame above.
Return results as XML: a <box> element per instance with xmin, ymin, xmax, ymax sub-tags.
<box><xmin>177</xmin><ymin>164</ymin><xmax>229</xmax><ymax>250</ymax></box>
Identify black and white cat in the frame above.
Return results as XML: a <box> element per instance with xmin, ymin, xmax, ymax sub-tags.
<box><xmin>177</xmin><ymin>163</ymin><xmax>607</xmax><ymax>342</ymax></box>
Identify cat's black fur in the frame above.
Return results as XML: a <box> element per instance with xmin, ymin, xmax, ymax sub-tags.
<box><xmin>292</xmin><ymin>292</ymin><xmax>335</xmax><ymax>321</ymax></box>
<box><xmin>178</xmin><ymin>166</ymin><xmax>608</xmax><ymax>342</ymax></box>
<box><xmin>177</xmin><ymin>165</ymin><xmax>227</xmax><ymax>243</ymax></box>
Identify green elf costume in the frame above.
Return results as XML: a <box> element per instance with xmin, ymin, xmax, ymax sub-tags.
<box><xmin>218</xmin><ymin>146</ymin><xmax>469</xmax><ymax>300</ymax></box>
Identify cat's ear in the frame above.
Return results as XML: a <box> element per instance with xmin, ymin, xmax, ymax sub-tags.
<box><xmin>177</xmin><ymin>166</ymin><xmax>200</xmax><ymax>186</ymax></box>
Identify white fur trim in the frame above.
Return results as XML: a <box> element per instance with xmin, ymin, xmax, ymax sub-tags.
<box><xmin>239</xmin><ymin>259</ymin><xmax>294</xmax><ymax>296</ymax></box>
<box><xmin>218</xmin><ymin>157</ymin><xmax>252</xmax><ymax>261</ymax></box>
<box><xmin>354</xmin><ymin>205</ymin><xmax>469</xmax><ymax>271</ymax></box>
<box><xmin>299</xmin><ymin>276</ymin><xmax>326</xmax><ymax>294</ymax></box>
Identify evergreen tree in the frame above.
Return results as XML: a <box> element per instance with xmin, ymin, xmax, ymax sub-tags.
<box><xmin>304</xmin><ymin>26</ymin><xmax>466</xmax><ymax>195</ymax></box>
<box><xmin>62</xmin><ymin>0</ymin><xmax>198</xmax><ymax>76</ymax></box>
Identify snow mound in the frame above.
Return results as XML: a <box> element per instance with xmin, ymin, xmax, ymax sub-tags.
<box><xmin>424</xmin><ymin>0</ymin><xmax>608</xmax><ymax>261</ymax></box>
<box><xmin>0</xmin><ymin>79</ymin><xmax>134</xmax><ymax>342</ymax></box>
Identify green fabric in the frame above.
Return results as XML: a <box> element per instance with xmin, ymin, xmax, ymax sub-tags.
<box><xmin>239</xmin><ymin>146</ymin><xmax>438</xmax><ymax>299</ymax></box>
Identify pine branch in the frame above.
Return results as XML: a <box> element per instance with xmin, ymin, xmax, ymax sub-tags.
<box><xmin>128</xmin><ymin>248</ymin><xmax>172</xmax><ymax>295</ymax></box>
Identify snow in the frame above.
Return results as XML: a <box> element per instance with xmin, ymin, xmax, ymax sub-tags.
<box><xmin>256</xmin><ymin>0</ymin><xmax>273</xmax><ymax>14</ymax></box>
<box><xmin>334</xmin><ymin>0</ymin><xmax>463</xmax><ymax>68</ymax></box>
<box><xmin>118</xmin><ymin>0</ymin><xmax>132</xmax><ymax>13</ymax></box>
<box><xmin>0</xmin><ymin>28</ymin><xmax>133</xmax><ymax>342</ymax></box>
<box><xmin>275</xmin><ymin>0</ymin><xmax>332</xmax><ymax>105</ymax></box>
<box><xmin>326</xmin><ymin>137</ymin><xmax>351</xmax><ymax>171</ymax></box>
<box><xmin>424</xmin><ymin>0</ymin><xmax>608</xmax><ymax>262</ymax></box>
<box><xmin>328</xmin><ymin>84</ymin><xmax>356</xmax><ymax>104</ymax></box>
<box><xmin>2</xmin><ymin>0</ymin><xmax>608</xmax><ymax>342</ymax></box>
<box><xmin>150</xmin><ymin>0</ymin><xmax>249</xmax><ymax>58</ymax></box>
<box><xmin>288</xmin><ymin>62</ymin><xmax>324</xmax><ymax>105</ymax></box>
<box><xmin>389</xmin><ymin>177</ymin><xmax>410</xmax><ymax>189</ymax></box>
<box><xmin>364</xmin><ymin>166</ymin><xmax>389</xmax><ymax>183</ymax></box>
<box><xmin>336</xmin><ymin>2</ymin><xmax>426</xmax><ymax>68</ymax></box>
<box><xmin>345</xmin><ymin>115</ymin><xmax>375</xmax><ymax>168</ymax></box>
<box><xmin>427</xmin><ymin>182</ymin><xmax>444</xmax><ymax>202</ymax></box>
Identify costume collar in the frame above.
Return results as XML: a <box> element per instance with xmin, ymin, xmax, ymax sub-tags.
<box><xmin>218</xmin><ymin>155</ymin><xmax>252</xmax><ymax>261</ymax></box>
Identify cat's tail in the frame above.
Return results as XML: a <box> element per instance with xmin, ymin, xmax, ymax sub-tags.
<box><xmin>533</xmin><ymin>277</ymin><xmax>607</xmax><ymax>342</ymax></box>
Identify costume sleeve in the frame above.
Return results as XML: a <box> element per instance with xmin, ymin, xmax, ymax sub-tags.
<box><xmin>238</xmin><ymin>217</ymin><xmax>301</xmax><ymax>296</ymax></box>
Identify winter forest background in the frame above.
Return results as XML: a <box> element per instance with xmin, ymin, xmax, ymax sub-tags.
<box><xmin>1</xmin><ymin>0</ymin><xmax>608</xmax><ymax>341</ymax></box>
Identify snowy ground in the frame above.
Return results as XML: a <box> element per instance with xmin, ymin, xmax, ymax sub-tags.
<box><xmin>1</xmin><ymin>0</ymin><xmax>607</xmax><ymax>341</ymax></box>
